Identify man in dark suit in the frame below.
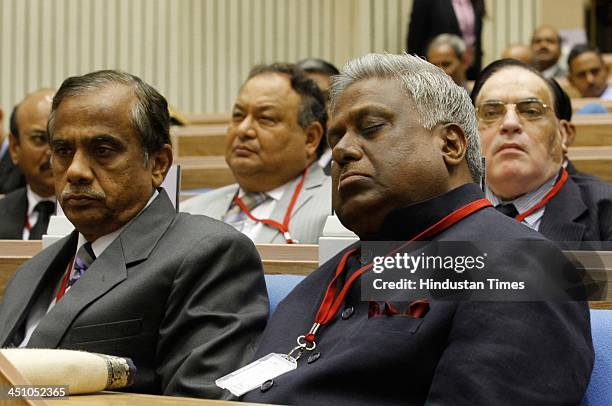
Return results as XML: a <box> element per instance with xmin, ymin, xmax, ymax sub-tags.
<box><xmin>240</xmin><ymin>53</ymin><xmax>592</xmax><ymax>405</ymax></box>
<box><xmin>0</xmin><ymin>70</ymin><xmax>268</xmax><ymax>398</ymax></box>
<box><xmin>407</xmin><ymin>0</ymin><xmax>485</xmax><ymax>80</ymax></box>
<box><xmin>471</xmin><ymin>59</ymin><xmax>612</xmax><ymax>245</ymax></box>
<box><xmin>0</xmin><ymin>89</ymin><xmax>56</xmax><ymax>239</ymax></box>
<box><xmin>0</xmin><ymin>107</ymin><xmax>26</xmax><ymax>194</ymax></box>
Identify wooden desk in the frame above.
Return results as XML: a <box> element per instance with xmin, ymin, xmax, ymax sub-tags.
<box><xmin>573</xmin><ymin>114</ymin><xmax>612</xmax><ymax>147</ymax></box>
<box><xmin>183</xmin><ymin>112</ymin><xmax>230</xmax><ymax>126</ymax></box>
<box><xmin>568</xmin><ymin>146</ymin><xmax>612</xmax><ymax>182</ymax></box>
<box><xmin>177</xmin><ymin>157</ymin><xmax>235</xmax><ymax>190</ymax></box>
<box><xmin>51</xmin><ymin>391</ymin><xmax>270</xmax><ymax>405</ymax></box>
<box><xmin>171</xmin><ymin>126</ymin><xmax>227</xmax><ymax>157</ymax></box>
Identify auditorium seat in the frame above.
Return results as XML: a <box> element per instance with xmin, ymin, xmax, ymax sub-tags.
<box><xmin>583</xmin><ymin>310</ymin><xmax>612</xmax><ymax>406</ymax></box>
<box><xmin>264</xmin><ymin>274</ymin><xmax>305</xmax><ymax>316</ymax></box>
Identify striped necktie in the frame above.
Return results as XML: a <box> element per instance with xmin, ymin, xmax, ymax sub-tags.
<box><xmin>224</xmin><ymin>192</ymin><xmax>269</xmax><ymax>231</ymax></box>
<box><xmin>68</xmin><ymin>243</ymin><xmax>96</xmax><ymax>289</ymax></box>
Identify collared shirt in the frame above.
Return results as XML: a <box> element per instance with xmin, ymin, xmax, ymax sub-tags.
<box><xmin>600</xmin><ymin>85</ymin><xmax>612</xmax><ymax>100</ymax></box>
<box><xmin>485</xmin><ymin>173</ymin><xmax>559</xmax><ymax>231</ymax></box>
<box><xmin>0</xmin><ymin>138</ymin><xmax>8</xmax><ymax>161</ymax></box>
<box><xmin>19</xmin><ymin>189</ymin><xmax>159</xmax><ymax>347</ymax></box>
<box><xmin>451</xmin><ymin>0</ymin><xmax>475</xmax><ymax>49</ymax></box>
<box><xmin>541</xmin><ymin>63</ymin><xmax>565</xmax><ymax>79</ymax></box>
<box><xmin>234</xmin><ymin>176</ymin><xmax>301</xmax><ymax>242</ymax></box>
<box><xmin>23</xmin><ymin>186</ymin><xmax>56</xmax><ymax>240</ymax></box>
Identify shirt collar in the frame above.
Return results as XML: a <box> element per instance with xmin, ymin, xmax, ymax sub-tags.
<box><xmin>238</xmin><ymin>174</ymin><xmax>300</xmax><ymax>202</ymax></box>
<box><xmin>365</xmin><ymin>183</ymin><xmax>486</xmax><ymax>241</ymax></box>
<box><xmin>26</xmin><ymin>185</ymin><xmax>56</xmax><ymax>217</ymax></box>
<box><xmin>485</xmin><ymin>172</ymin><xmax>559</xmax><ymax>225</ymax></box>
<box><xmin>77</xmin><ymin>189</ymin><xmax>159</xmax><ymax>258</ymax></box>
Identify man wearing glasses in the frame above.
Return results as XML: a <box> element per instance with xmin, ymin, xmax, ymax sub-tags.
<box><xmin>471</xmin><ymin>59</ymin><xmax>612</xmax><ymax>244</ymax></box>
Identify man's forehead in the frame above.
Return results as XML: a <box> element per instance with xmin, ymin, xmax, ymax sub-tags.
<box><xmin>572</xmin><ymin>52</ymin><xmax>604</xmax><ymax>70</ymax></box>
<box><xmin>477</xmin><ymin>68</ymin><xmax>554</xmax><ymax>104</ymax></box>
<box><xmin>238</xmin><ymin>73</ymin><xmax>298</xmax><ymax>103</ymax></box>
<box><xmin>533</xmin><ymin>27</ymin><xmax>559</xmax><ymax>42</ymax></box>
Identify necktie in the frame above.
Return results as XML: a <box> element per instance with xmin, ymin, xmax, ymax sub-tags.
<box><xmin>29</xmin><ymin>201</ymin><xmax>55</xmax><ymax>240</ymax></box>
<box><xmin>68</xmin><ymin>243</ymin><xmax>96</xmax><ymax>290</ymax></box>
<box><xmin>495</xmin><ymin>203</ymin><xmax>519</xmax><ymax>218</ymax></box>
<box><xmin>224</xmin><ymin>192</ymin><xmax>269</xmax><ymax>231</ymax></box>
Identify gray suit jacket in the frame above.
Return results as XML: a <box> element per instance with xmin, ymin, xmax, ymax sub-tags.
<box><xmin>0</xmin><ymin>189</ymin><xmax>269</xmax><ymax>398</ymax></box>
<box><xmin>181</xmin><ymin>164</ymin><xmax>332</xmax><ymax>244</ymax></box>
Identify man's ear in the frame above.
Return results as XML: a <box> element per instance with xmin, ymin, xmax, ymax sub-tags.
<box><xmin>304</xmin><ymin>121</ymin><xmax>324</xmax><ymax>160</ymax></box>
<box><xmin>436</xmin><ymin>123</ymin><xmax>468</xmax><ymax>169</ymax></box>
<box><xmin>8</xmin><ymin>133</ymin><xmax>20</xmax><ymax>165</ymax></box>
<box><xmin>150</xmin><ymin>144</ymin><xmax>173</xmax><ymax>188</ymax></box>
<box><xmin>558</xmin><ymin>119</ymin><xmax>575</xmax><ymax>154</ymax></box>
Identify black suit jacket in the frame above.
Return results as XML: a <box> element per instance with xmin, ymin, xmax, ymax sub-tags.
<box><xmin>539</xmin><ymin>174</ymin><xmax>612</xmax><ymax>245</ymax></box>
<box><xmin>243</xmin><ymin>184</ymin><xmax>593</xmax><ymax>405</ymax></box>
<box><xmin>0</xmin><ymin>189</ymin><xmax>269</xmax><ymax>398</ymax></box>
<box><xmin>0</xmin><ymin>151</ymin><xmax>25</xmax><ymax>194</ymax></box>
<box><xmin>406</xmin><ymin>0</ymin><xmax>484</xmax><ymax>79</ymax></box>
<box><xmin>0</xmin><ymin>187</ymin><xmax>27</xmax><ymax>239</ymax></box>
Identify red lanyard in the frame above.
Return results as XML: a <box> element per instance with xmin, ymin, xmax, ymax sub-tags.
<box><xmin>55</xmin><ymin>256</ymin><xmax>76</xmax><ymax>301</ymax></box>
<box><xmin>515</xmin><ymin>168</ymin><xmax>568</xmax><ymax>222</ymax></box>
<box><xmin>288</xmin><ymin>197</ymin><xmax>493</xmax><ymax>357</ymax></box>
<box><xmin>233</xmin><ymin>169</ymin><xmax>307</xmax><ymax>244</ymax></box>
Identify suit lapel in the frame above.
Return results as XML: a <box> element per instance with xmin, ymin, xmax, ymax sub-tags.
<box><xmin>539</xmin><ymin>177</ymin><xmax>587</xmax><ymax>242</ymax></box>
<box><xmin>0</xmin><ymin>232</ymin><xmax>76</xmax><ymax>346</ymax></box>
<box><xmin>262</xmin><ymin>164</ymin><xmax>326</xmax><ymax>243</ymax></box>
<box><xmin>217</xmin><ymin>185</ymin><xmax>239</xmax><ymax>222</ymax></box>
<box><xmin>27</xmin><ymin>189</ymin><xmax>177</xmax><ymax>348</ymax></box>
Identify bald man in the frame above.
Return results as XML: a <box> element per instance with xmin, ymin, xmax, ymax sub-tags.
<box><xmin>531</xmin><ymin>25</ymin><xmax>566</xmax><ymax>78</ymax></box>
<box><xmin>502</xmin><ymin>44</ymin><xmax>533</xmax><ymax>65</ymax></box>
<box><xmin>0</xmin><ymin>89</ymin><xmax>56</xmax><ymax>239</ymax></box>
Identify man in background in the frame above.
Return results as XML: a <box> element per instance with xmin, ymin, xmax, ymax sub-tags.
<box><xmin>0</xmin><ymin>106</ymin><xmax>25</xmax><ymax>194</ymax></box>
<box><xmin>531</xmin><ymin>25</ymin><xmax>566</xmax><ymax>78</ymax></box>
<box><xmin>182</xmin><ymin>63</ymin><xmax>331</xmax><ymax>244</ymax></box>
<box><xmin>501</xmin><ymin>43</ymin><xmax>533</xmax><ymax>65</ymax></box>
<box><xmin>567</xmin><ymin>44</ymin><xmax>612</xmax><ymax>99</ymax></box>
<box><xmin>0</xmin><ymin>89</ymin><xmax>55</xmax><ymax>239</ymax></box>
<box><xmin>426</xmin><ymin>33</ymin><xmax>469</xmax><ymax>89</ymax></box>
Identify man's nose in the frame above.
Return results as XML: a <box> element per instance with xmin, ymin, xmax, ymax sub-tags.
<box><xmin>234</xmin><ymin>116</ymin><xmax>256</xmax><ymax>139</ymax></box>
<box><xmin>332</xmin><ymin>131</ymin><xmax>362</xmax><ymax>166</ymax></box>
<box><xmin>66</xmin><ymin>150</ymin><xmax>94</xmax><ymax>185</ymax></box>
<box><xmin>499</xmin><ymin>105</ymin><xmax>522</xmax><ymax>135</ymax></box>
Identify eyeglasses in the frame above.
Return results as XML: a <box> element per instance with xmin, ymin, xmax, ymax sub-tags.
<box><xmin>475</xmin><ymin>99</ymin><xmax>551</xmax><ymax>124</ymax></box>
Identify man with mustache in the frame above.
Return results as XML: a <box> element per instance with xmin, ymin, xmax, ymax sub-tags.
<box><xmin>531</xmin><ymin>25</ymin><xmax>566</xmax><ymax>79</ymax></box>
<box><xmin>0</xmin><ymin>70</ymin><xmax>268</xmax><ymax>398</ymax></box>
<box><xmin>471</xmin><ymin>59</ymin><xmax>612</xmax><ymax>244</ymax></box>
<box><xmin>0</xmin><ymin>89</ymin><xmax>55</xmax><ymax>239</ymax></box>
<box><xmin>239</xmin><ymin>53</ymin><xmax>592</xmax><ymax>405</ymax></box>
<box><xmin>182</xmin><ymin>63</ymin><xmax>331</xmax><ymax>244</ymax></box>
<box><xmin>567</xmin><ymin>44</ymin><xmax>612</xmax><ymax>100</ymax></box>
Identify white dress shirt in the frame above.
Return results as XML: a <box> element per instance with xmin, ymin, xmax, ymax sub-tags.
<box><xmin>23</xmin><ymin>186</ymin><xmax>56</xmax><ymax>240</ymax></box>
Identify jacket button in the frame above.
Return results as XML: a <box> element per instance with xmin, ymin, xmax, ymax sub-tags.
<box><xmin>341</xmin><ymin>306</ymin><xmax>355</xmax><ymax>319</ymax></box>
<box><xmin>307</xmin><ymin>352</ymin><xmax>321</xmax><ymax>364</ymax></box>
<box><xmin>260</xmin><ymin>379</ymin><xmax>274</xmax><ymax>392</ymax></box>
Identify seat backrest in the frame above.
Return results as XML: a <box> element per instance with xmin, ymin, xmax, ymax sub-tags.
<box><xmin>264</xmin><ymin>274</ymin><xmax>305</xmax><ymax>317</ymax></box>
<box><xmin>583</xmin><ymin>310</ymin><xmax>612</xmax><ymax>406</ymax></box>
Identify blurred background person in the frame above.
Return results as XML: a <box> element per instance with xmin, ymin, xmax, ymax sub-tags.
<box><xmin>427</xmin><ymin>34</ymin><xmax>469</xmax><ymax>89</ymax></box>
<box><xmin>502</xmin><ymin>43</ymin><xmax>534</xmax><ymax>65</ymax></box>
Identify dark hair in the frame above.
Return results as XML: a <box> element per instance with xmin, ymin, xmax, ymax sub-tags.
<box><xmin>9</xmin><ymin>104</ymin><xmax>19</xmax><ymax>140</ymax></box>
<box><xmin>296</xmin><ymin>58</ymin><xmax>340</xmax><ymax>77</ymax></box>
<box><xmin>48</xmin><ymin>70</ymin><xmax>171</xmax><ymax>161</ymax></box>
<box><xmin>567</xmin><ymin>44</ymin><xmax>605</xmax><ymax>71</ymax></box>
<box><xmin>247</xmin><ymin>63</ymin><xmax>328</xmax><ymax>157</ymax></box>
<box><xmin>470</xmin><ymin>58</ymin><xmax>566</xmax><ymax>120</ymax></box>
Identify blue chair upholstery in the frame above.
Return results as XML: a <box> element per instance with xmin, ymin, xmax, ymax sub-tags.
<box><xmin>583</xmin><ymin>310</ymin><xmax>612</xmax><ymax>406</ymax></box>
<box><xmin>264</xmin><ymin>274</ymin><xmax>305</xmax><ymax>316</ymax></box>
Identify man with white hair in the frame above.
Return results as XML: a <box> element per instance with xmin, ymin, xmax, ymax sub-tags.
<box><xmin>426</xmin><ymin>33</ymin><xmax>469</xmax><ymax>89</ymax></box>
<box><xmin>238</xmin><ymin>53</ymin><xmax>592</xmax><ymax>405</ymax></box>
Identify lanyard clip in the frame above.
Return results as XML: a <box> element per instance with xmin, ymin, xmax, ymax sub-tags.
<box><xmin>283</xmin><ymin>231</ymin><xmax>298</xmax><ymax>244</ymax></box>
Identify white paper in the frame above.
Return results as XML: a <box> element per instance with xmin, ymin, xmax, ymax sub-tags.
<box><xmin>215</xmin><ymin>353</ymin><xmax>297</xmax><ymax>396</ymax></box>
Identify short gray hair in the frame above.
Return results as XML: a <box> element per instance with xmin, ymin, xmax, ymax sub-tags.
<box><xmin>48</xmin><ymin>70</ymin><xmax>171</xmax><ymax>165</ymax></box>
<box><xmin>330</xmin><ymin>53</ymin><xmax>482</xmax><ymax>182</ymax></box>
<box><xmin>427</xmin><ymin>34</ymin><xmax>466</xmax><ymax>60</ymax></box>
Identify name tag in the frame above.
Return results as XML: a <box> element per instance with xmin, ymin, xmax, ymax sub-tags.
<box><xmin>215</xmin><ymin>353</ymin><xmax>297</xmax><ymax>396</ymax></box>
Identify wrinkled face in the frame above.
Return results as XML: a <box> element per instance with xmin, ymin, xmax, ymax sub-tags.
<box><xmin>569</xmin><ymin>52</ymin><xmax>609</xmax><ymax>98</ymax></box>
<box><xmin>475</xmin><ymin>67</ymin><xmax>563</xmax><ymax>200</ymax></box>
<box><xmin>9</xmin><ymin>91</ymin><xmax>54</xmax><ymax>197</ymax></box>
<box><xmin>328</xmin><ymin>78</ymin><xmax>449</xmax><ymax>237</ymax></box>
<box><xmin>50</xmin><ymin>85</ymin><xmax>158</xmax><ymax>241</ymax></box>
<box><xmin>427</xmin><ymin>44</ymin><xmax>466</xmax><ymax>85</ymax></box>
<box><xmin>531</xmin><ymin>27</ymin><xmax>561</xmax><ymax>69</ymax></box>
<box><xmin>226</xmin><ymin>73</ymin><xmax>317</xmax><ymax>190</ymax></box>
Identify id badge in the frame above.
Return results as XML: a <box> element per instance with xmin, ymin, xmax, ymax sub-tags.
<box><xmin>215</xmin><ymin>353</ymin><xmax>297</xmax><ymax>396</ymax></box>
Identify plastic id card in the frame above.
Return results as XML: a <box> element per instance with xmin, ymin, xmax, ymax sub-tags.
<box><xmin>215</xmin><ymin>353</ymin><xmax>297</xmax><ymax>396</ymax></box>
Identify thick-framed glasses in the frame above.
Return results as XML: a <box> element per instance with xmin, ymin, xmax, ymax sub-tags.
<box><xmin>475</xmin><ymin>99</ymin><xmax>551</xmax><ymax>124</ymax></box>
